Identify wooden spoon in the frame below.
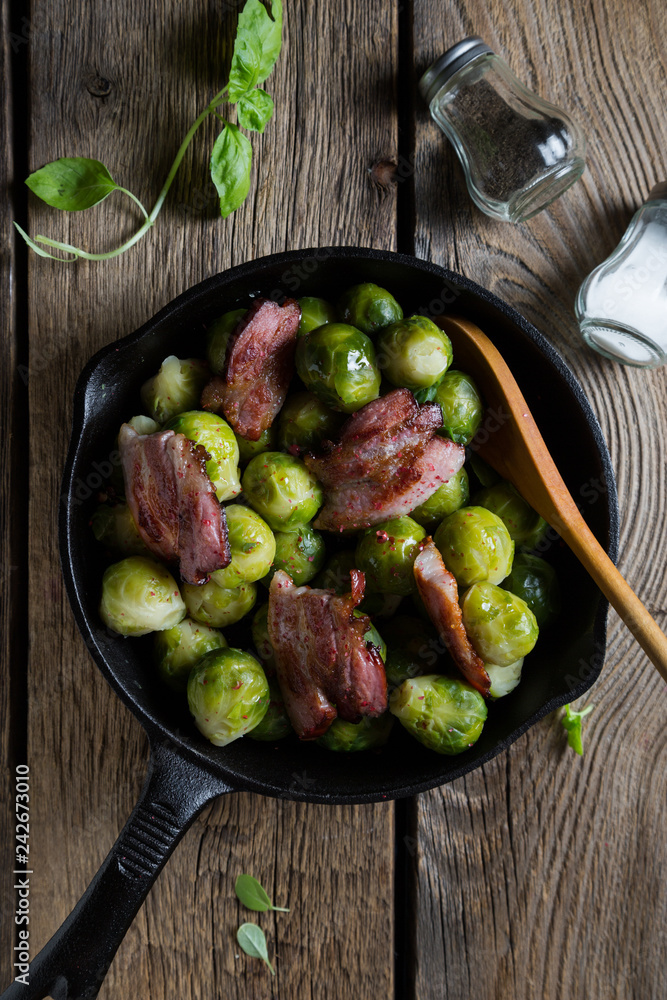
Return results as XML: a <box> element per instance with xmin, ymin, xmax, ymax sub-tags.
<box><xmin>435</xmin><ymin>314</ymin><xmax>667</xmax><ymax>683</ymax></box>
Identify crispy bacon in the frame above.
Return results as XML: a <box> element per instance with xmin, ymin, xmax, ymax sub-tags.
<box><xmin>201</xmin><ymin>298</ymin><xmax>301</xmax><ymax>440</ymax></box>
<box><xmin>413</xmin><ymin>539</ymin><xmax>491</xmax><ymax>696</ymax></box>
<box><xmin>119</xmin><ymin>424</ymin><xmax>230</xmax><ymax>585</ymax></box>
<box><xmin>267</xmin><ymin>569</ymin><xmax>388</xmax><ymax>739</ymax></box>
<box><xmin>304</xmin><ymin>388</ymin><xmax>465</xmax><ymax>531</ymax></box>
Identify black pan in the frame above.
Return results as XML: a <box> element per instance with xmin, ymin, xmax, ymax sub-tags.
<box><xmin>1</xmin><ymin>248</ymin><xmax>619</xmax><ymax>1000</ymax></box>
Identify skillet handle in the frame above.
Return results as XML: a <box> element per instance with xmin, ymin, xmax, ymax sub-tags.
<box><xmin>0</xmin><ymin>737</ymin><xmax>234</xmax><ymax>1000</ymax></box>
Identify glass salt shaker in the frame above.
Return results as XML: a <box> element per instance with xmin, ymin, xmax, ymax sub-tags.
<box><xmin>419</xmin><ymin>37</ymin><xmax>586</xmax><ymax>223</ymax></box>
<box><xmin>575</xmin><ymin>183</ymin><xmax>667</xmax><ymax>369</ymax></box>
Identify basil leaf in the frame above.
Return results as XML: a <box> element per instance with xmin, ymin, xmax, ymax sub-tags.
<box><xmin>562</xmin><ymin>703</ymin><xmax>593</xmax><ymax>755</ymax></box>
<box><xmin>237</xmin><ymin>88</ymin><xmax>274</xmax><ymax>133</ymax></box>
<box><xmin>210</xmin><ymin>124</ymin><xmax>252</xmax><ymax>218</ymax></box>
<box><xmin>25</xmin><ymin>157</ymin><xmax>118</xmax><ymax>211</ymax></box>
<box><xmin>235</xmin><ymin>874</ymin><xmax>271</xmax><ymax>911</ymax></box>
<box><xmin>228</xmin><ymin>0</ymin><xmax>283</xmax><ymax>102</ymax></box>
<box><xmin>237</xmin><ymin>923</ymin><xmax>275</xmax><ymax>975</ymax></box>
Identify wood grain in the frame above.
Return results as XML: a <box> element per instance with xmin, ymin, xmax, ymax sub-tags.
<box><xmin>22</xmin><ymin>1</ymin><xmax>397</xmax><ymax>998</ymax></box>
<box><xmin>411</xmin><ymin>1</ymin><xmax>667</xmax><ymax>997</ymax></box>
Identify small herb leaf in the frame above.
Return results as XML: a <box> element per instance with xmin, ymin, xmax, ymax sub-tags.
<box><xmin>210</xmin><ymin>124</ymin><xmax>252</xmax><ymax>218</ymax></box>
<box><xmin>235</xmin><ymin>873</ymin><xmax>290</xmax><ymax>912</ymax></box>
<box><xmin>13</xmin><ymin>222</ymin><xmax>78</xmax><ymax>261</ymax></box>
<box><xmin>562</xmin><ymin>703</ymin><xmax>593</xmax><ymax>756</ymax></box>
<box><xmin>228</xmin><ymin>0</ymin><xmax>283</xmax><ymax>102</ymax></box>
<box><xmin>25</xmin><ymin>157</ymin><xmax>118</xmax><ymax>211</ymax></box>
<box><xmin>237</xmin><ymin>923</ymin><xmax>275</xmax><ymax>975</ymax></box>
<box><xmin>237</xmin><ymin>88</ymin><xmax>275</xmax><ymax>133</ymax></box>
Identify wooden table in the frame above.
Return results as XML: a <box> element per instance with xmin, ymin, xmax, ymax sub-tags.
<box><xmin>2</xmin><ymin>1</ymin><xmax>666</xmax><ymax>997</ymax></box>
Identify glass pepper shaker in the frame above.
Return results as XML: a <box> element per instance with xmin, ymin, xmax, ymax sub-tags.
<box><xmin>419</xmin><ymin>37</ymin><xmax>586</xmax><ymax>223</ymax></box>
<box><xmin>575</xmin><ymin>182</ymin><xmax>667</xmax><ymax>368</ymax></box>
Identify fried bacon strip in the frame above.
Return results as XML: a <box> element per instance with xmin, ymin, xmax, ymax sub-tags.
<box><xmin>119</xmin><ymin>424</ymin><xmax>230</xmax><ymax>585</ymax></box>
<box><xmin>413</xmin><ymin>538</ymin><xmax>491</xmax><ymax>697</ymax></box>
<box><xmin>304</xmin><ymin>388</ymin><xmax>465</xmax><ymax>531</ymax></box>
<box><xmin>267</xmin><ymin>569</ymin><xmax>388</xmax><ymax>739</ymax></box>
<box><xmin>201</xmin><ymin>297</ymin><xmax>301</xmax><ymax>440</ymax></box>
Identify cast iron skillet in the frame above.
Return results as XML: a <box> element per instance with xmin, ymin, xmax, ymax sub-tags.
<box><xmin>2</xmin><ymin>248</ymin><xmax>619</xmax><ymax>1000</ymax></box>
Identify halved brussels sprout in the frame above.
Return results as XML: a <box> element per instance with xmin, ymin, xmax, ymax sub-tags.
<box><xmin>474</xmin><ymin>480</ymin><xmax>544</xmax><ymax>546</ymax></box>
<box><xmin>410</xmin><ymin>468</ymin><xmax>469</xmax><ymax>529</ymax></box>
<box><xmin>424</xmin><ymin>370</ymin><xmax>483</xmax><ymax>445</ymax></box>
<box><xmin>390</xmin><ymin>675</ymin><xmax>487</xmax><ymax>754</ymax></box>
<box><xmin>338</xmin><ymin>283</ymin><xmax>403</xmax><ymax>336</ymax></box>
<box><xmin>501</xmin><ymin>553</ymin><xmax>561</xmax><ymax>627</ymax></box>
<box><xmin>211</xmin><ymin>505</ymin><xmax>276</xmax><ymax>589</ymax></box>
<box><xmin>277</xmin><ymin>391</ymin><xmax>343</xmax><ymax>456</ymax></box>
<box><xmin>461</xmin><ymin>582</ymin><xmax>539</xmax><ymax>667</ymax></box>
<box><xmin>164</xmin><ymin>410</ymin><xmax>241</xmax><ymax>502</ymax></box>
<box><xmin>187</xmin><ymin>647</ymin><xmax>269</xmax><ymax>746</ymax></box>
<box><xmin>486</xmin><ymin>658</ymin><xmax>524</xmax><ymax>699</ymax></box>
<box><xmin>140</xmin><ymin>356</ymin><xmax>209</xmax><ymax>425</ymax></box>
<box><xmin>127</xmin><ymin>414</ymin><xmax>161</xmax><ymax>435</ymax></box>
<box><xmin>91</xmin><ymin>503</ymin><xmax>147</xmax><ymax>556</ymax></box>
<box><xmin>251</xmin><ymin>603</ymin><xmax>276</xmax><ymax>672</ymax></box>
<box><xmin>434</xmin><ymin>506</ymin><xmax>514</xmax><ymax>587</ymax></box>
<box><xmin>247</xmin><ymin>677</ymin><xmax>293</xmax><ymax>741</ymax></box>
<box><xmin>262</xmin><ymin>526</ymin><xmax>326</xmax><ymax>587</ymax></box>
<box><xmin>297</xmin><ymin>297</ymin><xmax>337</xmax><ymax>336</ymax></box>
<box><xmin>242</xmin><ymin>452</ymin><xmax>323</xmax><ymax>531</ymax></box>
<box><xmin>206</xmin><ymin>308</ymin><xmax>246</xmax><ymax>374</ymax></box>
<box><xmin>153</xmin><ymin>618</ymin><xmax>227</xmax><ymax>691</ymax></box>
<box><xmin>355</xmin><ymin>516</ymin><xmax>426</xmax><ymax>595</ymax></box>
<box><xmin>295</xmin><ymin>323</ymin><xmax>381</xmax><ymax>413</ymax></box>
<box><xmin>376</xmin><ymin>316</ymin><xmax>453</xmax><ymax>391</ymax></box>
<box><xmin>99</xmin><ymin>556</ymin><xmax>186</xmax><ymax>637</ymax></box>
<box><xmin>182</xmin><ymin>578</ymin><xmax>257</xmax><ymax>628</ymax></box>
<box><xmin>235</xmin><ymin>426</ymin><xmax>277</xmax><ymax>467</ymax></box>
<box><xmin>316</xmin><ymin>714</ymin><xmax>394</xmax><ymax>752</ymax></box>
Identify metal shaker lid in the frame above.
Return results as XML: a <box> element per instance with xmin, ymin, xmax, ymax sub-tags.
<box><xmin>419</xmin><ymin>36</ymin><xmax>493</xmax><ymax>105</ymax></box>
<box><xmin>647</xmin><ymin>181</ymin><xmax>667</xmax><ymax>202</ymax></box>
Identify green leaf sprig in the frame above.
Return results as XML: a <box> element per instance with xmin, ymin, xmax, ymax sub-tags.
<box><xmin>561</xmin><ymin>702</ymin><xmax>593</xmax><ymax>755</ymax></box>
<box><xmin>15</xmin><ymin>0</ymin><xmax>283</xmax><ymax>262</ymax></box>
<box><xmin>237</xmin><ymin>923</ymin><xmax>275</xmax><ymax>976</ymax></box>
<box><xmin>235</xmin><ymin>873</ymin><xmax>290</xmax><ymax>912</ymax></box>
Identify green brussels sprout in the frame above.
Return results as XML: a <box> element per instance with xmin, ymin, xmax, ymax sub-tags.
<box><xmin>520</xmin><ymin>518</ymin><xmax>551</xmax><ymax>552</ymax></box>
<box><xmin>206</xmin><ymin>308</ymin><xmax>246</xmax><ymax>374</ymax></box>
<box><xmin>99</xmin><ymin>556</ymin><xmax>186</xmax><ymax>637</ymax></box>
<box><xmin>423</xmin><ymin>370</ymin><xmax>483</xmax><ymax>445</ymax></box>
<box><xmin>295</xmin><ymin>323</ymin><xmax>381</xmax><ymax>413</ymax></box>
<box><xmin>127</xmin><ymin>414</ymin><xmax>161</xmax><ymax>435</ymax></box>
<box><xmin>164</xmin><ymin>410</ymin><xmax>241</xmax><ymax>502</ymax></box>
<box><xmin>381</xmin><ymin>615</ymin><xmax>441</xmax><ymax>687</ymax></box>
<box><xmin>251</xmin><ymin>603</ymin><xmax>276</xmax><ymax>672</ymax></box>
<box><xmin>473</xmin><ymin>480</ymin><xmax>544</xmax><ymax>546</ymax></box>
<box><xmin>358</xmin><ymin>592</ymin><xmax>404</xmax><ymax>617</ymax></box>
<box><xmin>187</xmin><ymin>647</ymin><xmax>269</xmax><ymax>746</ymax></box>
<box><xmin>312</xmin><ymin>550</ymin><xmax>357</xmax><ymax>593</ymax></box>
<box><xmin>461</xmin><ymin>581</ymin><xmax>539</xmax><ymax>667</ymax></box>
<box><xmin>297</xmin><ymin>297</ymin><xmax>337</xmax><ymax>336</ymax></box>
<box><xmin>210</xmin><ymin>505</ymin><xmax>275</xmax><ymax>589</ymax></box>
<box><xmin>247</xmin><ymin>677</ymin><xmax>293</xmax><ymax>741</ymax></box>
<box><xmin>486</xmin><ymin>657</ymin><xmax>524</xmax><ymax>699</ymax></box>
<box><xmin>140</xmin><ymin>356</ymin><xmax>209</xmax><ymax>425</ymax></box>
<box><xmin>241</xmin><ymin>452</ymin><xmax>323</xmax><ymax>531</ymax></box>
<box><xmin>338</xmin><ymin>283</ymin><xmax>403</xmax><ymax>336</ymax></box>
<box><xmin>467</xmin><ymin>453</ymin><xmax>501</xmax><ymax>489</ymax></box>
<box><xmin>316</xmin><ymin>713</ymin><xmax>394</xmax><ymax>752</ymax></box>
<box><xmin>91</xmin><ymin>503</ymin><xmax>147</xmax><ymax>556</ymax></box>
<box><xmin>434</xmin><ymin>506</ymin><xmax>514</xmax><ymax>587</ymax></box>
<box><xmin>355</xmin><ymin>517</ymin><xmax>426</xmax><ymax>596</ymax></box>
<box><xmin>358</xmin><ymin>612</ymin><xmax>387</xmax><ymax>662</ymax></box>
<box><xmin>277</xmin><ymin>391</ymin><xmax>344</xmax><ymax>456</ymax></box>
<box><xmin>183</xmin><ymin>578</ymin><xmax>257</xmax><ymax>628</ymax></box>
<box><xmin>501</xmin><ymin>553</ymin><xmax>561</xmax><ymax>627</ymax></box>
<box><xmin>235</xmin><ymin>426</ymin><xmax>277</xmax><ymax>466</ymax></box>
<box><xmin>376</xmin><ymin>316</ymin><xmax>453</xmax><ymax>391</ymax></box>
<box><xmin>410</xmin><ymin>468</ymin><xmax>470</xmax><ymax>528</ymax></box>
<box><xmin>390</xmin><ymin>675</ymin><xmax>488</xmax><ymax>755</ymax></box>
<box><xmin>153</xmin><ymin>617</ymin><xmax>227</xmax><ymax>691</ymax></box>
<box><xmin>262</xmin><ymin>525</ymin><xmax>326</xmax><ymax>587</ymax></box>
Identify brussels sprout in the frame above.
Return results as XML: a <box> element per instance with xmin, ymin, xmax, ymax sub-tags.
<box><xmin>187</xmin><ymin>647</ymin><xmax>269</xmax><ymax>746</ymax></box>
<box><xmin>474</xmin><ymin>480</ymin><xmax>544</xmax><ymax>546</ymax></box>
<box><xmin>295</xmin><ymin>323</ymin><xmax>381</xmax><ymax>413</ymax></box>
<box><xmin>298</xmin><ymin>297</ymin><xmax>337</xmax><ymax>336</ymax></box>
<box><xmin>312</xmin><ymin>550</ymin><xmax>357</xmax><ymax>593</ymax></box>
<box><xmin>277</xmin><ymin>392</ymin><xmax>344</xmax><ymax>456</ymax></box>
<box><xmin>241</xmin><ymin>452</ymin><xmax>323</xmax><ymax>531</ymax></box>
<box><xmin>128</xmin><ymin>414</ymin><xmax>161</xmax><ymax>435</ymax></box>
<box><xmin>164</xmin><ymin>410</ymin><xmax>241</xmax><ymax>502</ymax></box>
<box><xmin>91</xmin><ymin>503</ymin><xmax>147</xmax><ymax>556</ymax></box>
<box><xmin>211</xmin><ymin>505</ymin><xmax>276</xmax><ymax>589</ymax></box>
<box><xmin>99</xmin><ymin>556</ymin><xmax>186</xmax><ymax>637</ymax></box>
<box><xmin>486</xmin><ymin>658</ymin><xmax>524</xmax><ymax>699</ymax></box>
<box><xmin>467</xmin><ymin>452</ymin><xmax>501</xmax><ymax>490</ymax></box>
<box><xmin>206</xmin><ymin>308</ymin><xmax>246</xmax><ymax>374</ymax></box>
<box><xmin>316</xmin><ymin>714</ymin><xmax>394</xmax><ymax>752</ymax></box>
<box><xmin>262</xmin><ymin>525</ymin><xmax>326</xmax><ymax>587</ymax></box>
<box><xmin>461</xmin><ymin>582</ymin><xmax>539</xmax><ymax>667</ymax></box>
<box><xmin>140</xmin><ymin>356</ymin><xmax>209</xmax><ymax>425</ymax></box>
<box><xmin>376</xmin><ymin>316</ymin><xmax>453</xmax><ymax>391</ymax></box>
<box><xmin>338</xmin><ymin>283</ymin><xmax>403</xmax><ymax>336</ymax></box>
<box><xmin>153</xmin><ymin>618</ymin><xmax>227</xmax><ymax>691</ymax></box>
<box><xmin>355</xmin><ymin>517</ymin><xmax>426</xmax><ymax>596</ymax></box>
<box><xmin>390</xmin><ymin>675</ymin><xmax>487</xmax><ymax>755</ymax></box>
<box><xmin>381</xmin><ymin>615</ymin><xmax>441</xmax><ymax>687</ymax></box>
<box><xmin>501</xmin><ymin>553</ymin><xmax>561</xmax><ymax>627</ymax></box>
<box><xmin>520</xmin><ymin>517</ymin><xmax>551</xmax><ymax>552</ymax></box>
<box><xmin>358</xmin><ymin>592</ymin><xmax>404</xmax><ymax>617</ymax></box>
<box><xmin>247</xmin><ymin>677</ymin><xmax>293</xmax><ymax>741</ymax></box>
<box><xmin>251</xmin><ymin>603</ymin><xmax>276</xmax><ymax>671</ymax></box>
<box><xmin>434</xmin><ymin>506</ymin><xmax>514</xmax><ymax>587</ymax></box>
<box><xmin>183</xmin><ymin>578</ymin><xmax>257</xmax><ymax>628</ymax></box>
<box><xmin>235</xmin><ymin>426</ymin><xmax>277</xmax><ymax>466</ymax></box>
<box><xmin>425</xmin><ymin>370</ymin><xmax>483</xmax><ymax>445</ymax></box>
<box><xmin>410</xmin><ymin>468</ymin><xmax>470</xmax><ymax>528</ymax></box>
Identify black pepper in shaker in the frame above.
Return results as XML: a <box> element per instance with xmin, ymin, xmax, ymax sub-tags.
<box><xmin>419</xmin><ymin>37</ymin><xmax>586</xmax><ymax>222</ymax></box>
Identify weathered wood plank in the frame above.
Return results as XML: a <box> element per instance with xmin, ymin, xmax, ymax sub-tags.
<box><xmin>25</xmin><ymin>1</ymin><xmax>397</xmax><ymax>997</ymax></box>
<box><xmin>411</xmin><ymin>2</ymin><xmax>667</xmax><ymax>998</ymax></box>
